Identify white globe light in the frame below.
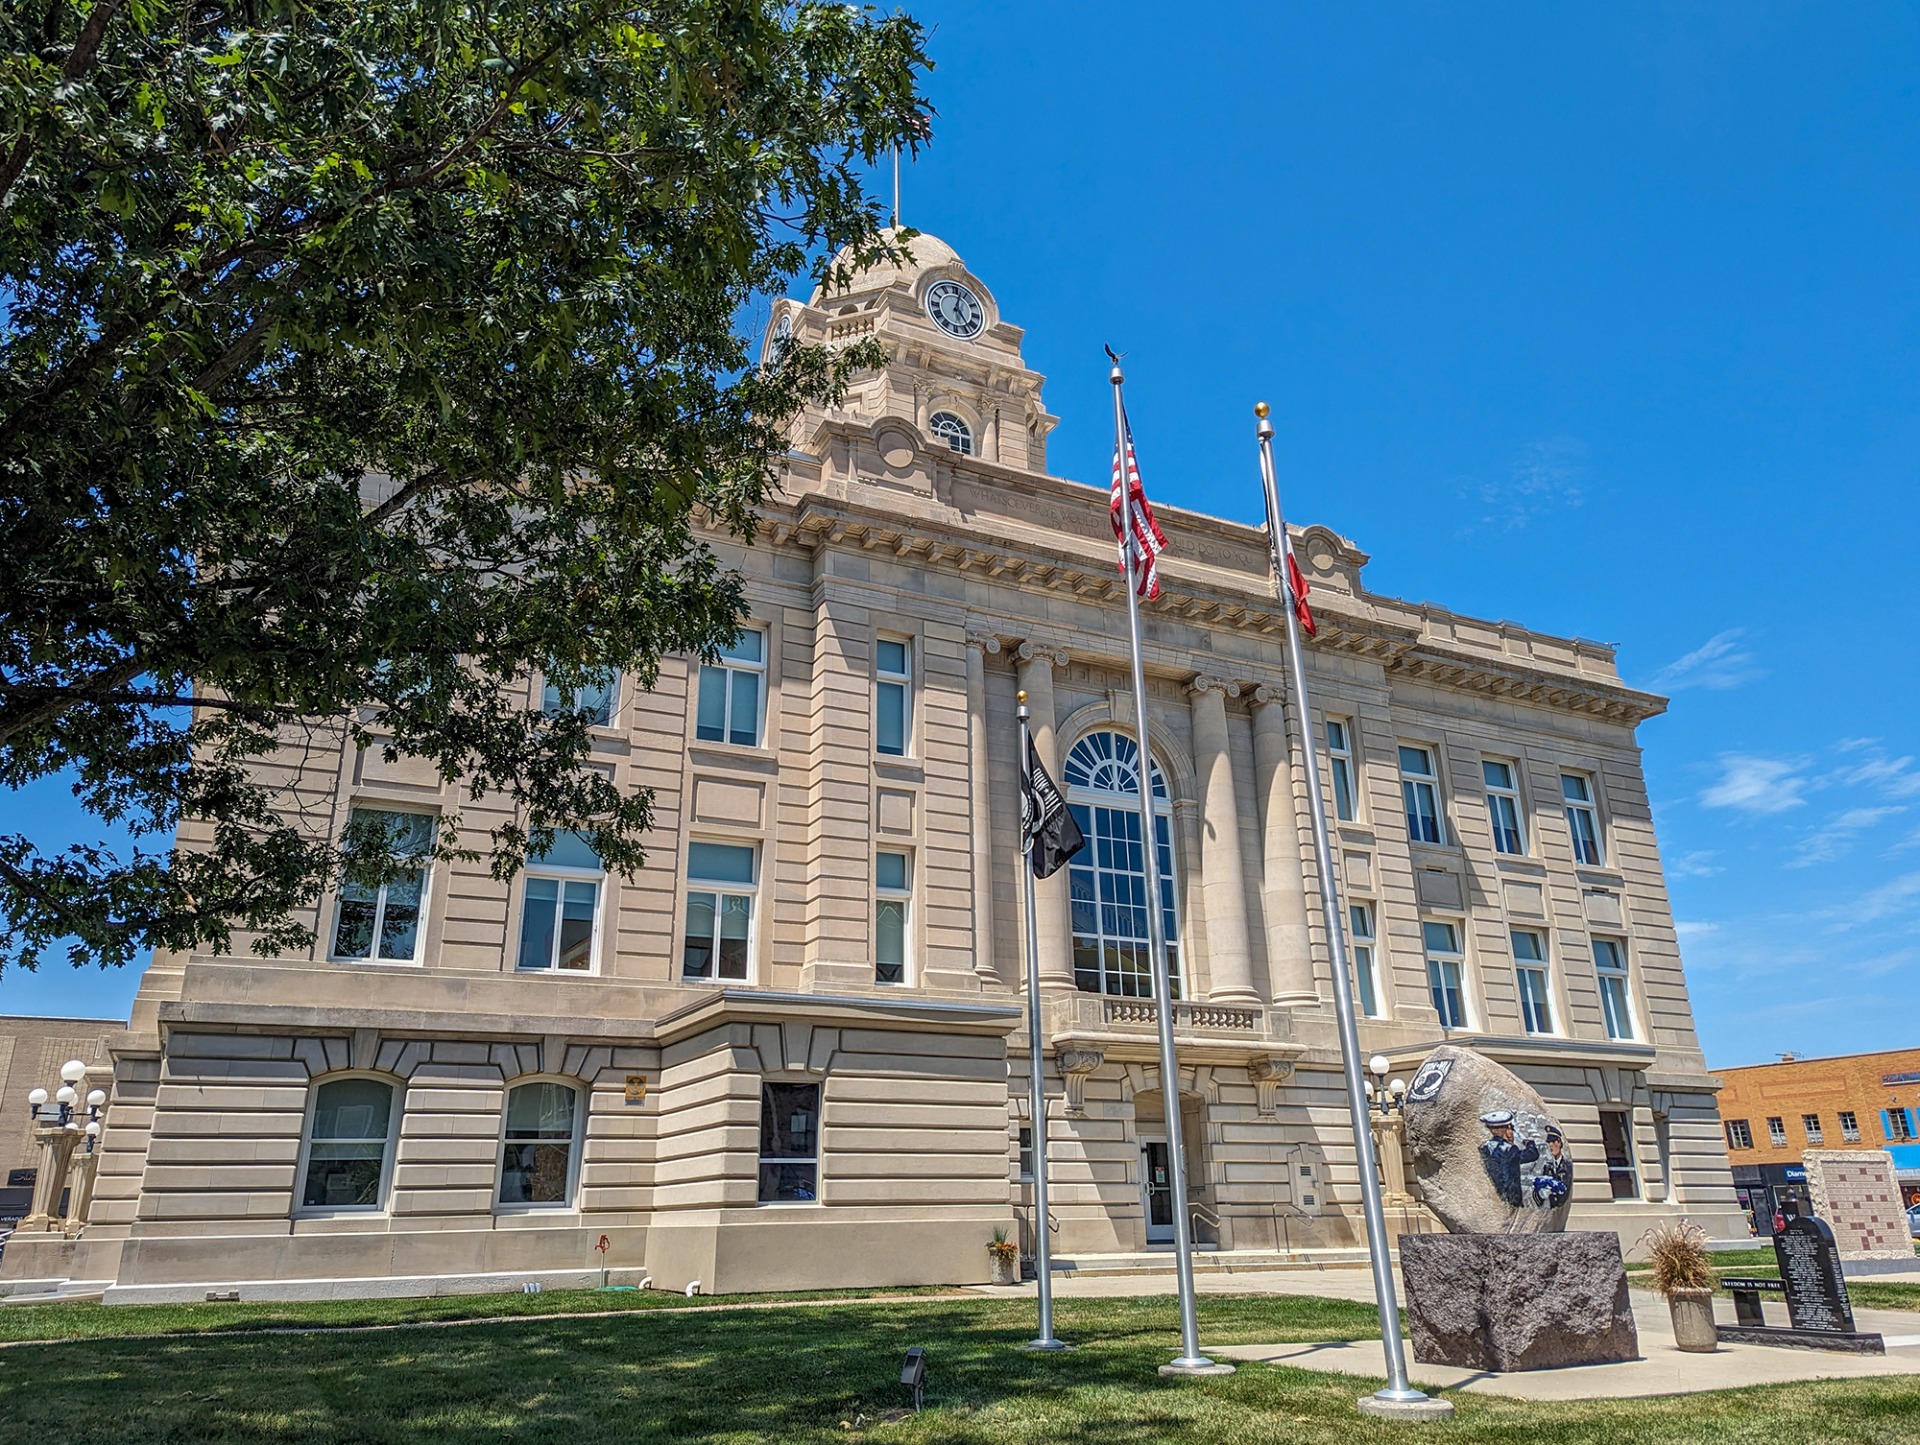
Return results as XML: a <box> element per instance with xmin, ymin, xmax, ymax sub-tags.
<box><xmin>60</xmin><ymin>1059</ymin><xmax>88</xmax><ymax>1083</ymax></box>
<box><xmin>1389</xmin><ymin>1078</ymin><xmax>1408</xmax><ymax>1097</ymax></box>
<box><xmin>85</xmin><ymin>1121</ymin><xmax>101</xmax><ymax>1137</ymax></box>
<box><xmin>1364</xmin><ymin>1080</ymin><xmax>1376</xmax><ymax>1098</ymax></box>
<box><xmin>56</xmin><ymin>1085</ymin><xmax>77</xmax><ymax>1105</ymax></box>
<box><xmin>27</xmin><ymin>1087</ymin><xmax>48</xmax><ymax>1107</ymax></box>
<box><xmin>1368</xmin><ymin>1054</ymin><xmax>1391</xmax><ymax>1078</ymax></box>
<box><xmin>87</xmin><ymin>1089</ymin><xmax>108</xmax><ymax>1107</ymax></box>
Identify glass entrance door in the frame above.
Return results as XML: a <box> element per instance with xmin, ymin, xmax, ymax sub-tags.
<box><xmin>1141</xmin><ymin>1139</ymin><xmax>1174</xmax><ymax>1244</ymax></box>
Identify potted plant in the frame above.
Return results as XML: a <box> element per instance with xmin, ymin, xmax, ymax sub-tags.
<box><xmin>1639</xmin><ymin>1217</ymin><xmax>1718</xmax><ymax>1352</ymax></box>
<box><xmin>987</xmin><ymin>1226</ymin><xmax>1021</xmax><ymax>1286</ymax></box>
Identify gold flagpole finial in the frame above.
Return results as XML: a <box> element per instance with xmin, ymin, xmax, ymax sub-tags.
<box><xmin>1017</xmin><ymin>690</ymin><xmax>1027</xmax><ymax>705</ymax></box>
<box><xmin>1254</xmin><ymin>401</ymin><xmax>1270</xmax><ymax>418</ymax></box>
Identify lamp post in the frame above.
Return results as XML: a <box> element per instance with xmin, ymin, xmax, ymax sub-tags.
<box><xmin>22</xmin><ymin>1058</ymin><xmax>107</xmax><ymax>1234</ymax></box>
<box><xmin>1364</xmin><ymin>1056</ymin><xmax>1416</xmax><ymax>1213</ymax></box>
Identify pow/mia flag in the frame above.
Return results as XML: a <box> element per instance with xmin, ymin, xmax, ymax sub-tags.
<box><xmin>1020</xmin><ymin>732</ymin><xmax>1085</xmax><ymax>880</ymax></box>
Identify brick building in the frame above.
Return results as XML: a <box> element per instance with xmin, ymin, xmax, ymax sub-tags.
<box><xmin>1</xmin><ymin>231</ymin><xmax>1742</xmax><ymax>1303</ymax></box>
<box><xmin>1716</xmin><ymin>1046</ymin><xmax>1920</xmax><ymax>1234</ymax></box>
<box><xmin>0</xmin><ymin>1016</ymin><xmax>127</xmax><ymax>1216</ymax></box>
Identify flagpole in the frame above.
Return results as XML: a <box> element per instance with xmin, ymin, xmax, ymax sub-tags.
<box><xmin>1110</xmin><ymin>363</ymin><xmax>1223</xmax><ymax>1377</ymax></box>
<box><xmin>1017</xmin><ymin>691</ymin><xmax>1067</xmax><ymax>1352</ymax></box>
<box><xmin>1253</xmin><ymin>401</ymin><xmax>1448</xmax><ymax>1417</ymax></box>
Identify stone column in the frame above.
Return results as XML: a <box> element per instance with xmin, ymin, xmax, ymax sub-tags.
<box><xmin>1250</xmin><ymin>686</ymin><xmax>1317</xmax><ymax>1004</ymax></box>
<box><xmin>22</xmin><ymin>1125</ymin><xmax>79</xmax><ymax>1231</ymax></box>
<box><xmin>1187</xmin><ymin>677</ymin><xmax>1259</xmax><ymax>1005</ymax></box>
<box><xmin>63</xmin><ymin>1142</ymin><xmax>102</xmax><ymax>1233</ymax></box>
<box><xmin>964</xmin><ymin>632</ymin><xmax>1002</xmax><ymax>984</ymax></box>
<box><xmin>1016</xmin><ymin>642</ymin><xmax>1075</xmax><ymax>989</ymax></box>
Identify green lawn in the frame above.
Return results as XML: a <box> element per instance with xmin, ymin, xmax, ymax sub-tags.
<box><xmin>5</xmin><ymin>1292</ymin><xmax>1920</xmax><ymax>1444</ymax></box>
<box><xmin>0</xmin><ymin>1283</ymin><xmax>951</xmax><ymax>1344</ymax></box>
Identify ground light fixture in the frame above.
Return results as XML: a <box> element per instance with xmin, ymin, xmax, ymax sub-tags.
<box><xmin>899</xmin><ymin>1347</ymin><xmax>927</xmax><ymax>1412</ymax></box>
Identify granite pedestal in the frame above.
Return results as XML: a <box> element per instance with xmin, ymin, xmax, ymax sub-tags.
<box><xmin>1399</xmin><ymin>1232</ymin><xmax>1638</xmax><ymax>1372</ymax></box>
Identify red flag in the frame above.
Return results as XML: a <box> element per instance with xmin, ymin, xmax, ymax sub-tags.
<box><xmin>1286</xmin><ymin>551</ymin><xmax>1317</xmax><ymax>637</ymax></box>
<box><xmin>1110</xmin><ymin>416</ymin><xmax>1167</xmax><ymax>600</ymax></box>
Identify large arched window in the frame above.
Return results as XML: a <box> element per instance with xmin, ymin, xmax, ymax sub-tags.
<box><xmin>1064</xmin><ymin>730</ymin><xmax>1182</xmax><ymax>999</ymax></box>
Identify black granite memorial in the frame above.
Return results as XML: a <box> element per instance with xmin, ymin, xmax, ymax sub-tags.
<box><xmin>1715</xmin><ymin>1214</ymin><xmax>1884</xmax><ymax>1354</ymax></box>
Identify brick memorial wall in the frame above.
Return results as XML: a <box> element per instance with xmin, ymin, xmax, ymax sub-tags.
<box><xmin>1803</xmin><ymin>1149</ymin><xmax>1910</xmax><ymax>1260</ymax></box>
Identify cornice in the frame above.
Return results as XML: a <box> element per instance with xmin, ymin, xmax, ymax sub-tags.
<box><xmin>744</xmin><ymin>492</ymin><xmax>1665</xmax><ymax>726</ymax></box>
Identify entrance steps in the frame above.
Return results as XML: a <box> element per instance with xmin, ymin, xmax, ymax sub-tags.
<box><xmin>1044</xmin><ymin>1247</ymin><xmax>1371</xmax><ymax>1279</ymax></box>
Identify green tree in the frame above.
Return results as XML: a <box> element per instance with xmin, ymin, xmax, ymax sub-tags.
<box><xmin>0</xmin><ymin>0</ymin><xmax>929</xmax><ymax>970</ymax></box>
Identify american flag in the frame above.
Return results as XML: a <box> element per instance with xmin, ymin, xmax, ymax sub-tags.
<box><xmin>1110</xmin><ymin>410</ymin><xmax>1168</xmax><ymax>600</ymax></box>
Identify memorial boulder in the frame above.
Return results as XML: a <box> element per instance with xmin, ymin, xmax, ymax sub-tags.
<box><xmin>1402</xmin><ymin>1044</ymin><xmax>1572</xmax><ymax>1235</ymax></box>
<box><xmin>1396</xmin><ymin>1044</ymin><xmax>1638</xmax><ymax>1371</ymax></box>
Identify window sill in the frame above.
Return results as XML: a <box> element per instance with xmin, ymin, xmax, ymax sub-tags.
<box><xmin>494</xmin><ymin>1204</ymin><xmax>581</xmax><ymax>1217</ymax></box>
<box><xmin>874</xmin><ymin>757</ymin><xmax>924</xmax><ymax>783</ymax></box>
<box><xmin>327</xmin><ymin>956</ymin><xmax>425</xmax><ymax>968</ymax></box>
<box><xmin>688</xmin><ymin>741</ymin><xmax>779</xmax><ymax>771</ymax></box>
<box><xmin>680</xmin><ymin>975</ymin><xmax>755</xmax><ymax>988</ymax></box>
<box><xmin>755</xmin><ymin>1200</ymin><xmax>823</xmax><ymax>1209</ymax></box>
<box><xmin>514</xmin><ymin>968</ymin><xmax>599</xmax><ymax>979</ymax></box>
<box><xmin>1575</xmin><ymin>865</ymin><xmax>1626</xmax><ymax>888</ymax></box>
<box><xmin>1493</xmin><ymin>855</ymin><xmax>1548</xmax><ymax>876</ymax></box>
<box><xmin>1335</xmin><ymin>823</ymin><xmax>1376</xmax><ymax>843</ymax></box>
<box><xmin>1408</xmin><ymin>841</ymin><xmax>1464</xmax><ymax>866</ymax></box>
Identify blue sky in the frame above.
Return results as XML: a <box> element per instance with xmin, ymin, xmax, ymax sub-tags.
<box><xmin>5</xmin><ymin>3</ymin><xmax>1918</xmax><ymax>1068</ymax></box>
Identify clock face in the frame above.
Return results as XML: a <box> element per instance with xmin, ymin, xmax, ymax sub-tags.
<box><xmin>766</xmin><ymin>312</ymin><xmax>793</xmax><ymax>363</ymax></box>
<box><xmin>925</xmin><ymin>279</ymin><xmax>985</xmax><ymax>339</ymax></box>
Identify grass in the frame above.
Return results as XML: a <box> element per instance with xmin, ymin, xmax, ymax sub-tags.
<box><xmin>3</xmin><ymin>1292</ymin><xmax>1920</xmax><ymax>1443</ymax></box>
<box><xmin>0</xmin><ymin>1283</ymin><xmax>953</xmax><ymax>1343</ymax></box>
<box><xmin>1626</xmin><ymin>1246</ymin><xmax>1920</xmax><ymax>1312</ymax></box>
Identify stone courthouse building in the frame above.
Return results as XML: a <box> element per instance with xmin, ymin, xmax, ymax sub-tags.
<box><xmin>3</xmin><ymin>232</ymin><xmax>1744</xmax><ymax>1302</ymax></box>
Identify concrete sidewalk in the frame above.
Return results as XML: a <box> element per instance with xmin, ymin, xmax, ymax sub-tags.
<box><xmin>974</xmin><ymin>1264</ymin><xmax>1920</xmax><ymax>1400</ymax></box>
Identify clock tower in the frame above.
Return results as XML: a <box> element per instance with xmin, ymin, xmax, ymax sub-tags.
<box><xmin>763</xmin><ymin>228</ymin><xmax>1059</xmax><ymax>475</ymax></box>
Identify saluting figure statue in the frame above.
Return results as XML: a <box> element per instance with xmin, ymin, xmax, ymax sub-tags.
<box><xmin>1477</xmin><ymin>1109</ymin><xmax>1539</xmax><ymax>1209</ymax></box>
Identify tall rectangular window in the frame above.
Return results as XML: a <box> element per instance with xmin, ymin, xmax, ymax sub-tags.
<box><xmin>542</xmin><ymin>671</ymin><xmax>618</xmax><ymax>726</ymax></box>
<box><xmin>759</xmin><ymin>1081</ymin><xmax>820</xmax><ymax>1203</ymax></box>
<box><xmin>695</xmin><ymin>628</ymin><xmax>766</xmax><ymax>747</ymax></box>
<box><xmin>1726</xmin><ymin>1119</ymin><xmax>1753</xmax><ymax>1150</ymax></box>
<box><xmin>497</xmin><ymin>1081</ymin><xmax>580</xmax><ymax>1207</ymax></box>
<box><xmin>1599</xmin><ymin>1109</ymin><xmax>1639</xmax><ymax>1200</ymax></box>
<box><xmin>1327</xmin><ymin>719</ymin><xmax>1357</xmax><ymax>823</ymax></box>
<box><xmin>875</xmin><ymin>638</ymin><xmax>912</xmax><ymax>756</ymax></box>
<box><xmin>1423</xmin><ymin>919</ymin><xmax>1468</xmax><ymax>1028</ymax></box>
<box><xmin>1889</xmin><ymin>1108</ymin><xmax>1917</xmax><ymax>1142</ymax></box>
<box><xmin>516</xmin><ymin>831</ymin><xmax>603</xmax><ymax>972</ymax></box>
<box><xmin>1839</xmin><ymin>1110</ymin><xmax>1860</xmax><ymax>1141</ymax></box>
<box><xmin>331</xmin><ymin>809</ymin><xmax>435</xmax><ymax>964</ymax></box>
<box><xmin>1349</xmin><ymin>903</ymin><xmax>1380</xmax><ymax>1017</ymax></box>
<box><xmin>875</xmin><ymin>850</ymin><xmax>911</xmax><ymax>984</ymax></box>
<box><xmin>1482</xmin><ymin>759</ymin><xmax>1527</xmax><ymax>855</ymax></box>
<box><xmin>1400</xmin><ymin>746</ymin><xmax>1444</xmax><ymax>844</ymax></box>
<box><xmin>1592</xmin><ymin>936</ymin><xmax>1634</xmax><ymax>1040</ymax></box>
<box><xmin>1802</xmin><ymin>1113</ymin><xmax>1823</xmax><ymax>1145</ymax></box>
<box><xmin>683</xmin><ymin>841</ymin><xmax>757</xmax><ymax>982</ymax></box>
<box><xmin>1766</xmin><ymin>1115</ymin><xmax>1788</xmax><ymax>1148</ymax></box>
<box><xmin>1562</xmin><ymin>773</ymin><xmax>1604</xmax><ymax>865</ymax></box>
<box><xmin>1511</xmin><ymin>929</ymin><xmax>1554</xmax><ymax>1034</ymax></box>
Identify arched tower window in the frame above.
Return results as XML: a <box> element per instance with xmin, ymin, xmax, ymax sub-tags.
<box><xmin>1063</xmin><ymin>730</ymin><xmax>1181</xmax><ymax>999</ymax></box>
<box><xmin>927</xmin><ymin>411</ymin><xmax>973</xmax><ymax>456</ymax></box>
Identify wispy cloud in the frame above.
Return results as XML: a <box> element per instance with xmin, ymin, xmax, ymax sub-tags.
<box><xmin>1648</xmin><ymin>628</ymin><xmax>1762</xmax><ymax>692</ymax></box>
<box><xmin>1837</xmin><ymin>753</ymin><xmax>1920</xmax><ymax>799</ymax></box>
<box><xmin>1667</xmin><ymin>849</ymin><xmax>1723</xmax><ymax>878</ymax></box>
<box><xmin>1699</xmin><ymin>754</ymin><xmax>1809</xmax><ymax>814</ymax></box>
<box><xmin>1673</xmin><ymin>920</ymin><xmax>1718</xmax><ymax>939</ymax></box>
<box><xmin>1787</xmin><ymin>805</ymin><xmax>1907</xmax><ymax>867</ymax></box>
<box><xmin>1462</xmin><ymin>437</ymin><xmax>1587</xmax><ymax>532</ymax></box>
<box><xmin>1832</xmin><ymin>871</ymin><xmax>1920</xmax><ymax>926</ymax></box>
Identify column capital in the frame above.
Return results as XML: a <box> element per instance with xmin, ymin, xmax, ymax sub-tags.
<box><xmin>963</xmin><ymin>631</ymin><xmax>1003</xmax><ymax>655</ymax></box>
<box><xmin>1249</xmin><ymin>683</ymin><xmax>1286</xmax><ymax>708</ymax></box>
<box><xmin>1016</xmin><ymin>640</ymin><xmax>1070</xmax><ymax>669</ymax></box>
<box><xmin>1188</xmin><ymin>675</ymin><xmax>1240</xmax><ymax>700</ymax></box>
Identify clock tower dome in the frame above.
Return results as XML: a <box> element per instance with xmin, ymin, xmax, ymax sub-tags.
<box><xmin>763</xmin><ymin>228</ymin><xmax>1059</xmax><ymax>475</ymax></box>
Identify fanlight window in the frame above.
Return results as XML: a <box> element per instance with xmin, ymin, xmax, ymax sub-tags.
<box><xmin>1063</xmin><ymin>731</ymin><xmax>1181</xmax><ymax>999</ymax></box>
<box><xmin>928</xmin><ymin>411</ymin><xmax>973</xmax><ymax>456</ymax></box>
